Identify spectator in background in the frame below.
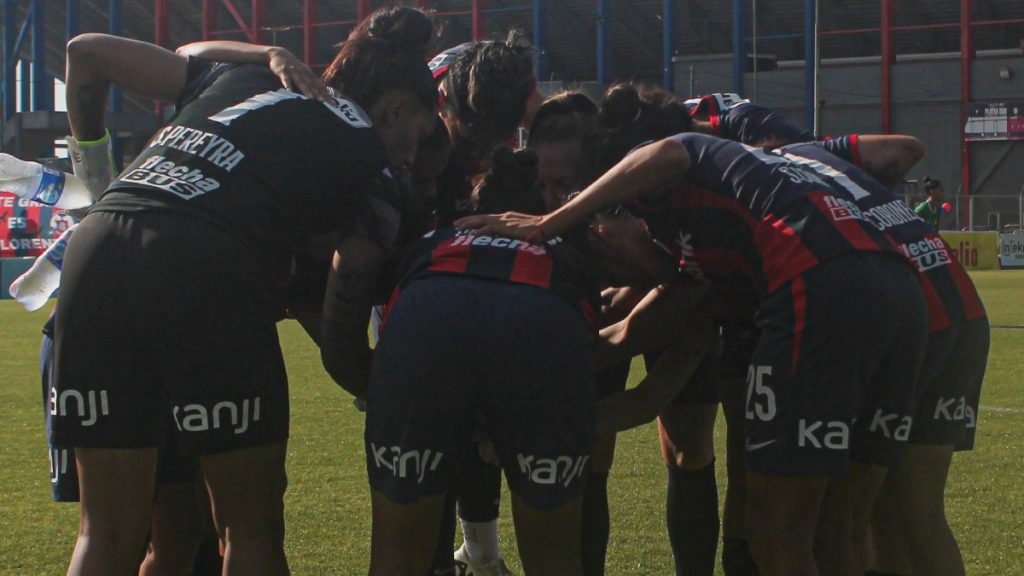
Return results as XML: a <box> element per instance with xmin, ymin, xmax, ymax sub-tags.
<box><xmin>915</xmin><ymin>176</ymin><xmax>946</xmax><ymax>230</ymax></box>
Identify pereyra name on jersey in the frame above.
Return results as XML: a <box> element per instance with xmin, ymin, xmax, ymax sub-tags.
<box><xmin>119</xmin><ymin>124</ymin><xmax>246</xmax><ymax>200</ymax></box>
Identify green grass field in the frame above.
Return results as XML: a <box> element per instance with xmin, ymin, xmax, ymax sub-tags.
<box><xmin>1</xmin><ymin>270</ymin><xmax>1021</xmax><ymax>574</ymax></box>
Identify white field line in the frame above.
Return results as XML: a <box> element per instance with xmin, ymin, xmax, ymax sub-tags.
<box><xmin>980</xmin><ymin>404</ymin><xmax>1023</xmax><ymax>414</ymax></box>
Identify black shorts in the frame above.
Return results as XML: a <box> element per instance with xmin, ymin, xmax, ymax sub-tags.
<box><xmin>366</xmin><ymin>275</ymin><xmax>595</xmax><ymax>510</ymax></box>
<box><xmin>43</xmin><ymin>315</ymin><xmax>202</xmax><ymax>502</ymax></box>
<box><xmin>594</xmin><ymin>360</ymin><xmax>631</xmax><ymax>399</ymax></box>
<box><xmin>911</xmin><ymin>316</ymin><xmax>989</xmax><ymax>450</ymax></box>
<box><xmin>49</xmin><ymin>210</ymin><xmax>289</xmax><ymax>455</ymax></box>
<box><xmin>744</xmin><ymin>253</ymin><xmax>928</xmax><ymax>477</ymax></box>
<box><xmin>720</xmin><ymin>323</ymin><xmax>758</xmax><ymax>382</ymax></box>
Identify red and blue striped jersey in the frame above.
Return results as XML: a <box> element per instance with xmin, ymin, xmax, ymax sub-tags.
<box><xmin>628</xmin><ymin>185</ymin><xmax>759</xmax><ymax>325</ymax></box>
<box><xmin>787</xmin><ymin>138</ymin><xmax>986</xmax><ymax>329</ymax></box>
<box><xmin>657</xmin><ymin>133</ymin><xmax>905</xmax><ymax>297</ymax></box>
<box><xmin>390</xmin><ymin>226</ymin><xmax>600</xmax><ymax>330</ymax></box>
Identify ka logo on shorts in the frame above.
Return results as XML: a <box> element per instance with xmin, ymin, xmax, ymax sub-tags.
<box><xmin>797</xmin><ymin>419</ymin><xmax>850</xmax><ymax>450</ymax></box>
<box><xmin>516</xmin><ymin>453</ymin><xmax>589</xmax><ymax>488</ymax></box>
<box><xmin>49</xmin><ymin>386</ymin><xmax>109</xmax><ymax>427</ymax></box>
<box><xmin>934</xmin><ymin>396</ymin><xmax>969</xmax><ymax>422</ymax></box>
<box><xmin>869</xmin><ymin>409</ymin><xmax>912</xmax><ymax>441</ymax></box>
<box><xmin>369</xmin><ymin>444</ymin><xmax>443</xmax><ymax>484</ymax></box>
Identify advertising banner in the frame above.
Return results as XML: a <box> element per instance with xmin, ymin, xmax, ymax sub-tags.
<box><xmin>999</xmin><ymin>232</ymin><xmax>1024</xmax><ymax>269</ymax></box>
<box><xmin>0</xmin><ymin>192</ymin><xmax>73</xmax><ymax>258</ymax></box>
<box><xmin>939</xmin><ymin>231</ymin><xmax>1000</xmax><ymax>270</ymax></box>
<box><xmin>964</xmin><ymin>100</ymin><xmax>1024</xmax><ymax>141</ymax></box>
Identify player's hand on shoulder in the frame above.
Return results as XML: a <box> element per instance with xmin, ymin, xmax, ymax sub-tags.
<box><xmin>267</xmin><ymin>47</ymin><xmax>329</xmax><ymax>102</ymax></box>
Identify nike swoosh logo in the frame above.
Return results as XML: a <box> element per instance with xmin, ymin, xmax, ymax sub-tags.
<box><xmin>745</xmin><ymin>439</ymin><xmax>777</xmax><ymax>451</ymax></box>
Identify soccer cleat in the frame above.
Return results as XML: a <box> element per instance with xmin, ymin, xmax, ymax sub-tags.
<box><xmin>453</xmin><ymin>544</ymin><xmax>514</xmax><ymax>576</ymax></box>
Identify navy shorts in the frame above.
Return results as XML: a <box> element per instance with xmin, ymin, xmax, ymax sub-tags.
<box><xmin>50</xmin><ymin>210</ymin><xmax>289</xmax><ymax>455</ymax></box>
<box><xmin>42</xmin><ymin>316</ymin><xmax>78</xmax><ymax>502</ymax></box>
<box><xmin>744</xmin><ymin>253</ymin><xmax>928</xmax><ymax>477</ymax></box>
<box><xmin>595</xmin><ymin>360</ymin><xmax>631</xmax><ymax>399</ymax></box>
<box><xmin>911</xmin><ymin>315</ymin><xmax>989</xmax><ymax>450</ymax></box>
<box><xmin>720</xmin><ymin>323</ymin><xmax>758</xmax><ymax>382</ymax></box>
<box><xmin>366</xmin><ymin>275</ymin><xmax>595</xmax><ymax>510</ymax></box>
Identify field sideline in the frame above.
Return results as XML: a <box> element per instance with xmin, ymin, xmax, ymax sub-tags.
<box><xmin>1</xmin><ymin>270</ymin><xmax>1021</xmax><ymax>574</ymax></box>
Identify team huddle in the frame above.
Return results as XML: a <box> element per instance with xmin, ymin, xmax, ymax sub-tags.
<box><xmin>32</xmin><ymin>5</ymin><xmax>988</xmax><ymax>576</ymax></box>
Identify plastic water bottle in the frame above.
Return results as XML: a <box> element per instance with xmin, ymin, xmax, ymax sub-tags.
<box><xmin>9</xmin><ymin>224</ymin><xmax>77</xmax><ymax>311</ymax></box>
<box><xmin>0</xmin><ymin>154</ymin><xmax>92</xmax><ymax>209</ymax></box>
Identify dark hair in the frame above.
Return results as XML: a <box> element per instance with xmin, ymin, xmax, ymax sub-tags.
<box><xmin>472</xmin><ymin>147</ymin><xmax>546</xmax><ymax>215</ymax></box>
<box><xmin>923</xmin><ymin>176</ymin><xmax>942</xmax><ymax>192</ymax></box>
<box><xmin>473</xmin><ymin>146</ymin><xmax>595</xmax><ymax>264</ymax></box>
<box><xmin>598</xmin><ymin>83</ymin><xmax>693</xmax><ymax>170</ymax></box>
<box><xmin>322</xmin><ymin>6</ymin><xmax>437</xmax><ymax>113</ymax></box>
<box><xmin>529</xmin><ymin>91</ymin><xmax>598</xmax><ymax>144</ymax></box>
<box><xmin>444</xmin><ymin>30</ymin><xmax>535</xmax><ymax>141</ymax></box>
<box><xmin>527</xmin><ymin>90</ymin><xmax>601</xmax><ymax>186</ymax></box>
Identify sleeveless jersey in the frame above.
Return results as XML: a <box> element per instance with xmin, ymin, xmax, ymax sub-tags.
<box><xmin>662</xmin><ymin>133</ymin><xmax>904</xmax><ymax>296</ymax></box>
<box><xmin>390</xmin><ymin>226</ymin><xmax>599</xmax><ymax>331</ymax></box>
<box><xmin>98</xmin><ymin>64</ymin><xmax>400</xmax><ymax>255</ymax></box>
<box><xmin>784</xmin><ymin>138</ymin><xmax>986</xmax><ymax>330</ymax></box>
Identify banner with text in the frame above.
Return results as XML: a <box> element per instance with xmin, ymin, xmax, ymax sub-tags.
<box><xmin>999</xmin><ymin>232</ymin><xmax>1024</xmax><ymax>269</ymax></box>
<box><xmin>939</xmin><ymin>231</ymin><xmax>1000</xmax><ymax>271</ymax></box>
<box><xmin>0</xmin><ymin>192</ymin><xmax>74</xmax><ymax>258</ymax></box>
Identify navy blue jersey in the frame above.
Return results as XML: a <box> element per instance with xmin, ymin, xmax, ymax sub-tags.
<box><xmin>710</xmin><ymin>101</ymin><xmax>814</xmax><ymax>146</ymax></box>
<box><xmin>389</xmin><ymin>227</ymin><xmax>599</xmax><ymax>331</ymax></box>
<box><xmin>100</xmin><ymin>65</ymin><xmax>400</xmax><ymax>256</ymax></box>
<box><xmin>661</xmin><ymin>133</ymin><xmax>904</xmax><ymax>296</ymax></box>
<box><xmin>628</xmin><ymin>187</ymin><xmax>759</xmax><ymax>325</ymax></box>
<box><xmin>787</xmin><ymin>139</ymin><xmax>986</xmax><ymax>329</ymax></box>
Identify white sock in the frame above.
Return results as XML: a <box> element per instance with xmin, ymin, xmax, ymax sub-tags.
<box><xmin>460</xmin><ymin>518</ymin><xmax>501</xmax><ymax>565</ymax></box>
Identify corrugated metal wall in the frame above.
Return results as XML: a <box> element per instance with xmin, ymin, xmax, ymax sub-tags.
<box><xmin>673</xmin><ymin>53</ymin><xmax>1024</xmax><ymax>229</ymax></box>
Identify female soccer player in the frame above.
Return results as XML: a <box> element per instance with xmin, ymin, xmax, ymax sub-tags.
<box><xmin>457</xmin><ymin>130</ymin><xmax>930</xmax><ymax>576</ymax></box>
<box><xmin>52</xmin><ymin>7</ymin><xmax>437</xmax><ymax>575</ymax></box>
<box><xmin>597</xmin><ymin>84</ymin><xmax>737</xmax><ymax>576</ymax></box>
<box><xmin>789</xmin><ymin>134</ymin><xmax>989</xmax><ymax>576</ymax></box>
<box><xmin>351</xmin><ymin>152</ymin><xmax>599</xmax><ymax>576</ymax></box>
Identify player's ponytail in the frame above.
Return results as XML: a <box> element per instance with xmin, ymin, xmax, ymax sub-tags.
<box><xmin>323</xmin><ymin>6</ymin><xmax>437</xmax><ymax>113</ymax></box>
<box><xmin>600</xmin><ymin>83</ymin><xmax>643</xmax><ymax>130</ymax></box>
<box><xmin>472</xmin><ymin>147</ymin><xmax>545</xmax><ymax>216</ymax></box>
<box><xmin>599</xmin><ymin>82</ymin><xmax>693</xmax><ymax>170</ymax></box>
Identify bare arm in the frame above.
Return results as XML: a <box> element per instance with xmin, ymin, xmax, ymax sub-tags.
<box><xmin>456</xmin><ymin>137</ymin><xmax>691</xmax><ymax>239</ymax></box>
<box><xmin>595</xmin><ymin>312</ymin><xmax>716</xmax><ymax>434</ymax></box>
<box><xmin>320</xmin><ymin>235</ymin><xmax>386</xmax><ymax>399</ymax></box>
<box><xmin>852</xmin><ymin>134</ymin><xmax>924</xmax><ymax>188</ymax></box>
<box><xmin>176</xmin><ymin>41</ymin><xmax>329</xmax><ymax>101</ymax></box>
<box><xmin>596</xmin><ymin>282</ymin><xmax>708</xmax><ymax>371</ymax></box>
<box><xmin>65</xmin><ymin>34</ymin><xmax>188</xmax><ymax>140</ymax></box>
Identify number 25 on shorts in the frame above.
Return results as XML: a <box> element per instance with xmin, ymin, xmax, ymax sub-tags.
<box><xmin>745</xmin><ymin>365</ymin><xmax>776</xmax><ymax>421</ymax></box>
